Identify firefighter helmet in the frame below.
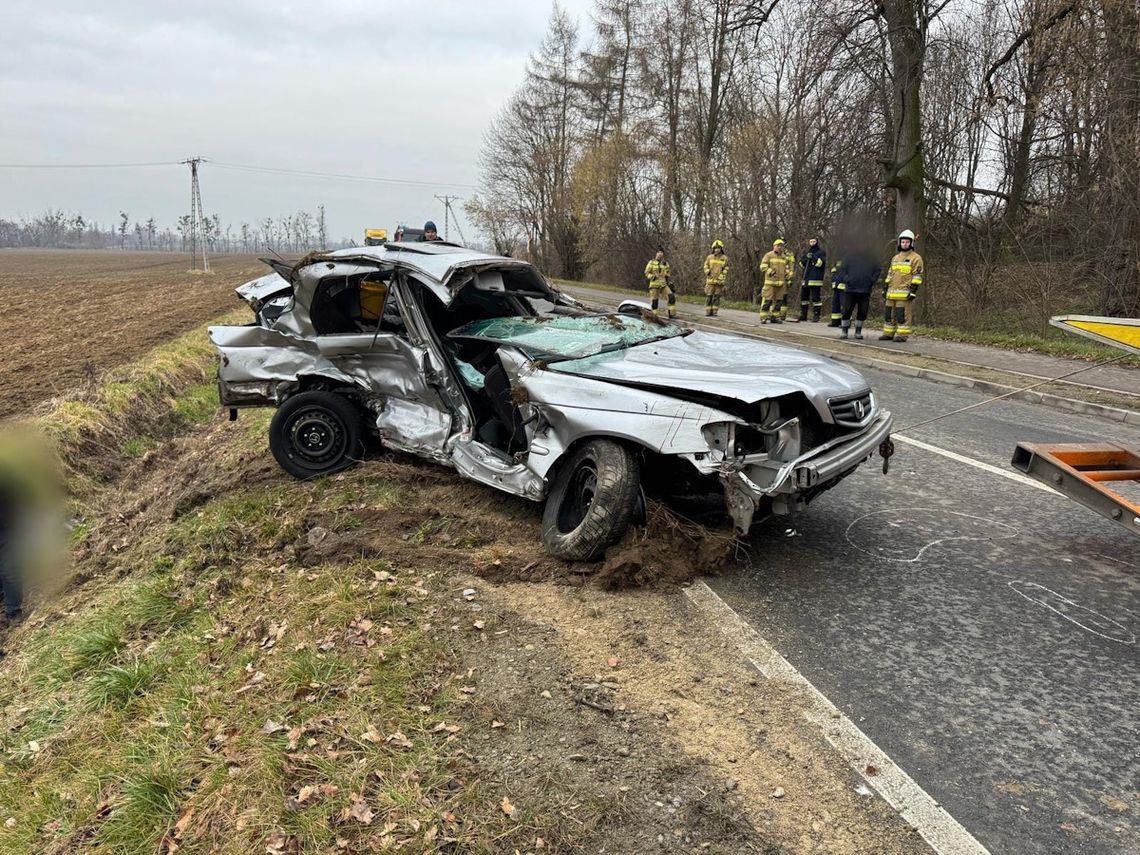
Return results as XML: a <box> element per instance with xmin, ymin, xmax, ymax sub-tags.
<box><xmin>773</xmin><ymin>238</ymin><xmax>785</xmax><ymax>247</ymax></box>
<box><xmin>712</xmin><ymin>239</ymin><xmax>724</xmax><ymax>250</ymax></box>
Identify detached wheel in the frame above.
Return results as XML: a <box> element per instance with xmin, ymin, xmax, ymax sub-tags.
<box><xmin>269</xmin><ymin>391</ymin><xmax>364</xmax><ymax>480</ymax></box>
<box><xmin>541</xmin><ymin>439</ymin><xmax>641</xmax><ymax>561</ymax></box>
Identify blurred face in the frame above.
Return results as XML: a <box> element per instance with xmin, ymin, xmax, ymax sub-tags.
<box><xmin>714</xmin><ymin>245</ymin><xmax>723</xmax><ymax>254</ymax></box>
<box><xmin>775</xmin><ymin>243</ymin><xmax>785</xmax><ymax>253</ymax></box>
<box><xmin>425</xmin><ymin>228</ymin><xmax>438</xmax><ymax>240</ymax></box>
<box><xmin>899</xmin><ymin>238</ymin><xmax>912</xmax><ymax>251</ymax></box>
<box><xmin>655</xmin><ymin>250</ymin><xmax>664</xmax><ymax>261</ymax></box>
<box><xmin>809</xmin><ymin>239</ymin><xmax>818</xmax><ymax>248</ymax></box>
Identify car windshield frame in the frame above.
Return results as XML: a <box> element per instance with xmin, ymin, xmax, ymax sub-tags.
<box><xmin>445</xmin><ymin>314</ymin><xmax>691</xmax><ymax>362</ymax></box>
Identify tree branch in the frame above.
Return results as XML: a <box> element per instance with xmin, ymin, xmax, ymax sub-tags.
<box><xmin>929</xmin><ymin>177</ymin><xmax>1040</xmax><ymax>207</ymax></box>
<box><xmin>982</xmin><ymin>2</ymin><xmax>1077</xmax><ymax>100</ymax></box>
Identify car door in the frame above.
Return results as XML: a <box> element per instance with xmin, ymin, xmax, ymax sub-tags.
<box><xmin>306</xmin><ymin>271</ymin><xmax>455</xmax><ymax>460</ymax></box>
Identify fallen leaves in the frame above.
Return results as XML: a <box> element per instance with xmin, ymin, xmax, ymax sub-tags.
<box><xmin>264</xmin><ymin>832</ymin><xmax>299</xmax><ymax>854</ymax></box>
<box><xmin>261</xmin><ymin>719</ymin><xmax>287</xmax><ymax>735</ymax></box>
<box><xmin>236</xmin><ymin>671</ymin><xmax>266</xmax><ymax>695</ymax></box>
<box><xmin>260</xmin><ymin>621</ymin><xmax>288</xmax><ymax>650</ymax></box>
<box><xmin>361</xmin><ymin>724</ymin><xmax>384</xmax><ymax>744</ymax></box>
<box><xmin>342</xmin><ymin>796</ymin><xmax>374</xmax><ymax>825</ymax></box>
<box><xmin>385</xmin><ymin>731</ymin><xmax>413</xmax><ymax>749</ymax></box>
<box><xmin>501</xmin><ymin>795</ymin><xmax>520</xmax><ymax>820</ymax></box>
<box><xmin>173</xmin><ymin>809</ymin><xmax>194</xmax><ymax>836</ymax></box>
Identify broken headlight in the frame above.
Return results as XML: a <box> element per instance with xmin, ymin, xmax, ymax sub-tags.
<box><xmin>701</xmin><ymin>422</ymin><xmax>767</xmax><ymax>460</ymax></box>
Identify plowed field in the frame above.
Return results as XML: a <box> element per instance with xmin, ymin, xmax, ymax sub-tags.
<box><xmin>0</xmin><ymin>250</ymin><xmax>264</xmax><ymax>417</ymax></box>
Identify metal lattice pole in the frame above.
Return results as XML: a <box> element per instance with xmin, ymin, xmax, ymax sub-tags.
<box><xmin>434</xmin><ymin>194</ymin><xmax>465</xmax><ymax>244</ymax></box>
<box><xmin>182</xmin><ymin>157</ymin><xmax>210</xmax><ymax>271</ymax></box>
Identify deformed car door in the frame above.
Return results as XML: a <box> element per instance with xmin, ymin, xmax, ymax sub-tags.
<box><xmin>309</xmin><ymin>278</ymin><xmax>454</xmax><ymax>460</ymax></box>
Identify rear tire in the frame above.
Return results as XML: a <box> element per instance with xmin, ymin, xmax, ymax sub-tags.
<box><xmin>269</xmin><ymin>391</ymin><xmax>364</xmax><ymax>480</ymax></box>
<box><xmin>541</xmin><ymin>439</ymin><xmax>640</xmax><ymax>561</ymax></box>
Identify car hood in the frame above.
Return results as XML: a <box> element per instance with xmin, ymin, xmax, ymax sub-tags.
<box><xmin>548</xmin><ymin>329</ymin><xmax>867</xmax><ymax>404</ymax></box>
<box><xmin>236</xmin><ymin>271</ymin><xmax>291</xmax><ymax>306</ymax></box>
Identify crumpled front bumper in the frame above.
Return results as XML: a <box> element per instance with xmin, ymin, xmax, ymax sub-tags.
<box><xmin>721</xmin><ymin>410</ymin><xmax>893</xmax><ymax>533</ymax></box>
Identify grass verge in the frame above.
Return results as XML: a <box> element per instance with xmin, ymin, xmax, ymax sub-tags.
<box><xmin>28</xmin><ymin>309</ymin><xmax>247</xmax><ymax>495</ymax></box>
<box><xmin>0</xmin><ymin>407</ymin><xmax>532</xmax><ymax>854</ymax></box>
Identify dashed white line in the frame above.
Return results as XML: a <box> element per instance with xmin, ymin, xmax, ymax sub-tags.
<box><xmin>684</xmin><ymin>580</ymin><xmax>990</xmax><ymax>855</ymax></box>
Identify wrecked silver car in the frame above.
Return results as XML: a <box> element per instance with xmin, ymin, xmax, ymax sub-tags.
<box><xmin>208</xmin><ymin>243</ymin><xmax>892</xmax><ymax>560</ymax></box>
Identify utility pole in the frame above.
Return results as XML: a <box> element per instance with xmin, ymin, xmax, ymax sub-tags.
<box><xmin>182</xmin><ymin>156</ymin><xmax>210</xmax><ymax>272</ymax></box>
<box><xmin>434</xmin><ymin>194</ymin><xmax>467</xmax><ymax>245</ymax></box>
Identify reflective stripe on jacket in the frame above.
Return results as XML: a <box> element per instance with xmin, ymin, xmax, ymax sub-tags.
<box><xmin>704</xmin><ymin>253</ymin><xmax>729</xmax><ymax>285</ymax></box>
<box><xmin>645</xmin><ymin>259</ymin><xmax>670</xmax><ymax>288</ymax></box>
<box><xmin>799</xmin><ymin>247</ymin><xmax>826</xmax><ymax>283</ymax></box>
<box><xmin>759</xmin><ymin>251</ymin><xmax>793</xmax><ymax>286</ymax></box>
<box><xmin>885</xmin><ymin>250</ymin><xmax>924</xmax><ymax>300</ymax></box>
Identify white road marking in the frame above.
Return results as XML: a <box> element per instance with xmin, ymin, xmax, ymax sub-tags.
<box><xmin>1008</xmin><ymin>581</ymin><xmax>1136</xmax><ymax>644</ymax></box>
<box><xmin>892</xmin><ymin>434</ymin><xmax>1058</xmax><ymax>494</ymax></box>
<box><xmin>685</xmin><ymin>580</ymin><xmax>990</xmax><ymax>855</ymax></box>
<box><xmin>844</xmin><ymin>508</ymin><xmax>1019</xmax><ymax>563</ymax></box>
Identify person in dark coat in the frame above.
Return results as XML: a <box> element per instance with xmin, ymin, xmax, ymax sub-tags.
<box><xmin>0</xmin><ymin>480</ymin><xmax>24</xmax><ymax>626</ymax></box>
<box><xmin>833</xmin><ymin>246</ymin><xmax>882</xmax><ymax>340</ymax></box>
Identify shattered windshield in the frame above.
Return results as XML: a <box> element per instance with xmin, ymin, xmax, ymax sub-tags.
<box><xmin>447</xmin><ymin>315</ymin><xmax>688</xmax><ymax>360</ymax></box>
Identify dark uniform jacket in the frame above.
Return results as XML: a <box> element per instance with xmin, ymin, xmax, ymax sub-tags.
<box><xmin>799</xmin><ymin>246</ymin><xmax>827</xmax><ymax>283</ymax></box>
<box><xmin>831</xmin><ymin>250</ymin><xmax>881</xmax><ymax>295</ymax></box>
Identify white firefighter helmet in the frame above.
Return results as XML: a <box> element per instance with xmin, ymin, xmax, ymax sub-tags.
<box><xmin>898</xmin><ymin>229</ymin><xmax>916</xmax><ymax>241</ymax></box>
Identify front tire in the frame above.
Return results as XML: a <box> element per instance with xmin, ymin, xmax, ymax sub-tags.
<box><xmin>269</xmin><ymin>391</ymin><xmax>364</xmax><ymax>480</ymax></box>
<box><xmin>541</xmin><ymin>439</ymin><xmax>640</xmax><ymax>561</ymax></box>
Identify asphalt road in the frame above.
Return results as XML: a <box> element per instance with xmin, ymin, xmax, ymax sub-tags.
<box><xmin>709</xmin><ymin>366</ymin><xmax>1140</xmax><ymax>854</ymax></box>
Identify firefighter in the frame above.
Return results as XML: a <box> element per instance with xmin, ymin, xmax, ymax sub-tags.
<box><xmin>758</xmin><ymin>238</ymin><xmax>794</xmax><ymax>323</ymax></box>
<box><xmin>834</xmin><ymin>244</ymin><xmax>881</xmax><ymax>340</ymax></box>
<box><xmin>881</xmin><ymin>229</ymin><xmax>924</xmax><ymax>342</ymax></box>
<box><xmin>797</xmin><ymin>237</ymin><xmax>826</xmax><ymax>322</ymax></box>
<box><xmin>644</xmin><ymin>247</ymin><xmax>676</xmax><ymax>319</ymax></box>
<box><xmin>827</xmin><ymin>258</ymin><xmax>845</xmax><ymax>326</ymax></box>
<box><xmin>703</xmin><ymin>240</ymin><xmax>729</xmax><ymax>316</ymax></box>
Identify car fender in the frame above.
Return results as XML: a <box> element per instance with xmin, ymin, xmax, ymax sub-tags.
<box><xmin>496</xmin><ymin>348</ymin><xmax>737</xmax><ymax>481</ymax></box>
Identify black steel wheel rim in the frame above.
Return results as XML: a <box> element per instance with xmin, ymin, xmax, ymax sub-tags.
<box><xmin>558</xmin><ymin>461</ymin><xmax>597</xmax><ymax>532</ymax></box>
<box><xmin>288</xmin><ymin>408</ymin><xmax>346</xmax><ymax>466</ymax></box>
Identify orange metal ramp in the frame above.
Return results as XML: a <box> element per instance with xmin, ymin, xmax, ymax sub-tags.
<box><xmin>1012</xmin><ymin>443</ymin><xmax>1140</xmax><ymax>537</ymax></box>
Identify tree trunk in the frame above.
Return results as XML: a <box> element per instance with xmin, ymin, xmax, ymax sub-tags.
<box><xmin>879</xmin><ymin>0</ymin><xmax>926</xmax><ymax>237</ymax></box>
<box><xmin>1099</xmin><ymin>0</ymin><xmax>1140</xmax><ymax>314</ymax></box>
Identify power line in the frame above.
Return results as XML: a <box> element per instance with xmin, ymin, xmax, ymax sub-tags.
<box><xmin>210</xmin><ymin>161</ymin><xmax>477</xmax><ymax>190</ymax></box>
<box><xmin>0</xmin><ymin>157</ymin><xmax>478</xmax><ymax>190</ymax></box>
<box><xmin>0</xmin><ymin>161</ymin><xmax>181</xmax><ymax>169</ymax></box>
<box><xmin>434</xmin><ymin>194</ymin><xmax>467</xmax><ymax>244</ymax></box>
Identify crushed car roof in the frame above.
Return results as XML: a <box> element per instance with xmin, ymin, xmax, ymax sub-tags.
<box><xmin>322</xmin><ymin>243</ymin><xmax>530</xmax><ymax>285</ymax></box>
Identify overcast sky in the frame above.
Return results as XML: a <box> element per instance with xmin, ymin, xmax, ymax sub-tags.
<box><xmin>0</xmin><ymin>0</ymin><xmax>592</xmax><ymax>243</ymax></box>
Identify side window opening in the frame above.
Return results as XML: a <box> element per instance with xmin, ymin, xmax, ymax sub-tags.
<box><xmin>310</xmin><ymin>272</ymin><xmax>405</xmax><ymax>336</ymax></box>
